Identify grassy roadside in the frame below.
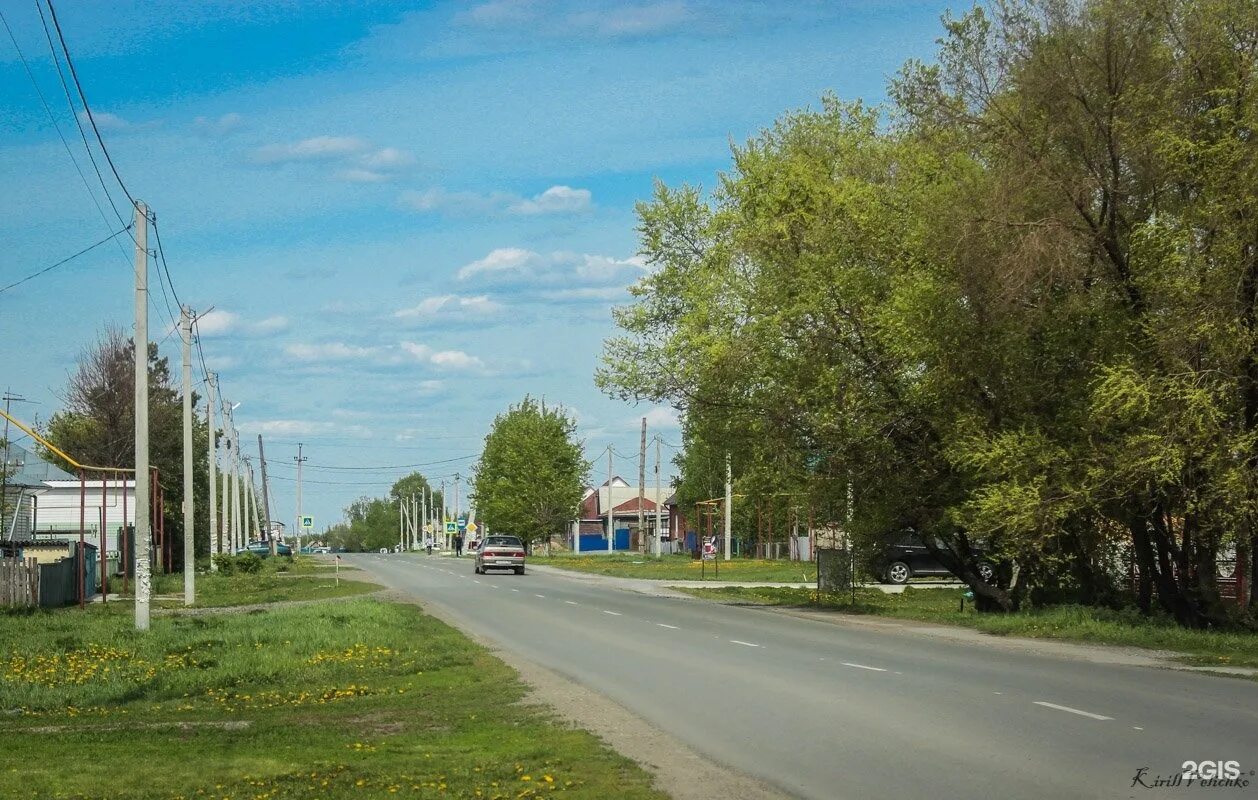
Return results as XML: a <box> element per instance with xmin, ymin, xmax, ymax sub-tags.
<box><xmin>528</xmin><ymin>553</ymin><xmax>816</xmax><ymax>582</ymax></box>
<box><xmin>143</xmin><ymin>557</ymin><xmax>380</xmax><ymax>608</ymax></box>
<box><xmin>0</xmin><ymin>597</ymin><xmax>667</xmax><ymax>800</ymax></box>
<box><xmin>677</xmin><ymin>586</ymin><xmax>1258</xmax><ymax>669</ymax></box>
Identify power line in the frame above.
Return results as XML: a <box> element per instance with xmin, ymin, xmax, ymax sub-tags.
<box><xmin>1</xmin><ymin>7</ymin><xmax>129</xmax><ymax>267</ymax></box>
<box><xmin>44</xmin><ymin>0</ymin><xmax>137</xmax><ymax>209</ymax></box>
<box><xmin>0</xmin><ymin>225</ymin><xmax>132</xmax><ymax>295</ymax></box>
<box><xmin>265</xmin><ymin>454</ymin><xmax>481</xmax><ymax>472</ymax></box>
<box><xmin>33</xmin><ymin>0</ymin><xmax>131</xmax><ymax>236</ymax></box>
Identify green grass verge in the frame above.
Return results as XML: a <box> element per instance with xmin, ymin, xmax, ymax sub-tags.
<box><xmin>528</xmin><ymin>552</ymin><xmax>816</xmax><ymax>582</ymax></box>
<box><xmin>143</xmin><ymin>558</ymin><xmax>379</xmax><ymax>608</ymax></box>
<box><xmin>0</xmin><ymin>598</ymin><xmax>666</xmax><ymax>800</ymax></box>
<box><xmin>677</xmin><ymin>586</ymin><xmax>1258</xmax><ymax>669</ymax></box>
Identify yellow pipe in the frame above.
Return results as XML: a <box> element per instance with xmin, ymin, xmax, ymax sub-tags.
<box><xmin>0</xmin><ymin>407</ymin><xmax>81</xmax><ymax>469</ymax></box>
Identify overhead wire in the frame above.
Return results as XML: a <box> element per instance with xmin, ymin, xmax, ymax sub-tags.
<box><xmin>44</xmin><ymin>0</ymin><xmax>137</xmax><ymax>209</ymax></box>
<box><xmin>0</xmin><ymin>226</ymin><xmax>133</xmax><ymax>295</ymax></box>
<box><xmin>33</xmin><ymin>0</ymin><xmax>133</xmax><ymax>238</ymax></box>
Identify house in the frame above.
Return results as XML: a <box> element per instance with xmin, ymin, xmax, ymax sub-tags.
<box><xmin>570</xmin><ymin>476</ymin><xmax>672</xmax><ymax>552</ymax></box>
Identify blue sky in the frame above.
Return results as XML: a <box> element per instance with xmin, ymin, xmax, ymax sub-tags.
<box><xmin>0</xmin><ymin>0</ymin><xmax>950</xmax><ymax>531</ymax></box>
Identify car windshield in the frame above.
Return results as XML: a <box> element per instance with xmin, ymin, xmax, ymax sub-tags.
<box><xmin>484</xmin><ymin>536</ymin><xmax>522</xmax><ymax>547</ymax></box>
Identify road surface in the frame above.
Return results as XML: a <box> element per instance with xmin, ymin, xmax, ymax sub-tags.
<box><xmin>346</xmin><ymin>553</ymin><xmax>1258</xmax><ymax>800</ymax></box>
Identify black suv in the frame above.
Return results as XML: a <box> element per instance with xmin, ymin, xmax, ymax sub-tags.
<box><xmin>873</xmin><ymin>534</ymin><xmax>994</xmax><ymax>585</ymax></box>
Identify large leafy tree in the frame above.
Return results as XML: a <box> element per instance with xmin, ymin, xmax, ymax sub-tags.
<box><xmin>39</xmin><ymin>328</ymin><xmax>211</xmax><ymax>565</ymax></box>
<box><xmin>600</xmin><ymin>0</ymin><xmax>1258</xmax><ymax>626</ymax></box>
<box><xmin>324</xmin><ymin>472</ymin><xmax>444</xmax><ymax>552</ymax></box>
<box><xmin>471</xmin><ymin>397</ymin><xmax>587</xmax><ymax>548</ymax></box>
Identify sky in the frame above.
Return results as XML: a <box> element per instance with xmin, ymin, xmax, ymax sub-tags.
<box><xmin>0</xmin><ymin>0</ymin><xmax>951</xmax><ymax>532</ymax></box>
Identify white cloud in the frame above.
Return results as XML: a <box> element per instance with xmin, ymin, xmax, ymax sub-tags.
<box><xmin>362</xmin><ymin>147</ymin><xmax>417</xmax><ymax>169</ymax></box>
<box><xmin>284</xmin><ymin>342</ymin><xmax>378</xmax><ymax>362</ymax></box>
<box><xmin>337</xmin><ymin>168</ymin><xmax>390</xmax><ymax>183</ymax></box>
<box><xmin>641</xmin><ymin>405</ymin><xmax>681</xmax><ymax>430</ymax></box>
<box><xmin>507</xmin><ymin>185</ymin><xmax>592</xmax><ymax>215</ymax></box>
<box><xmin>80</xmin><ymin>110</ymin><xmax>129</xmax><ymax>130</ymax></box>
<box><xmin>250</xmin><ymin>136</ymin><xmax>368</xmax><ymax>164</ymax></box>
<box><xmin>400</xmin><ymin>341</ymin><xmax>485</xmax><ymax>371</ymax></box>
<box><xmin>569</xmin><ymin>2</ymin><xmax>691</xmax><ymax>37</ymax></box>
<box><xmin>540</xmin><ymin>286</ymin><xmax>630</xmax><ymax>302</ymax></box>
<box><xmin>394</xmin><ymin>294</ymin><xmax>503</xmax><ymax>320</ymax></box>
<box><xmin>194</xmin><ymin>310</ymin><xmax>289</xmax><ymax>337</ymax></box>
<box><xmin>193</xmin><ymin>112</ymin><xmax>243</xmax><ymax>136</ymax></box>
<box><xmin>417</xmin><ymin>379</ymin><xmax>445</xmax><ymax>395</ymax></box>
<box><xmin>400</xmin><ymin>184</ymin><xmax>591</xmax><ymax>217</ymax></box>
<box><xmin>247</xmin><ymin>419</ymin><xmax>339</xmax><ymax>436</ymax></box>
<box><xmin>456</xmin><ymin>248</ymin><xmax>647</xmax><ymax>289</ymax></box>
<box><xmin>462</xmin><ymin>0</ymin><xmax>690</xmax><ymax>37</ymax></box>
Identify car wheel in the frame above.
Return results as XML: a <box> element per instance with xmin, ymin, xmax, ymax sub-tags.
<box><xmin>515</xmin><ymin>567</ymin><xmax>524</xmax><ymax>575</ymax></box>
<box><xmin>977</xmin><ymin>563</ymin><xmax>995</xmax><ymax>583</ymax></box>
<box><xmin>474</xmin><ymin>564</ymin><xmax>482</xmax><ymax>574</ymax></box>
<box><xmin>886</xmin><ymin>561</ymin><xmax>911</xmax><ymax>585</ymax></box>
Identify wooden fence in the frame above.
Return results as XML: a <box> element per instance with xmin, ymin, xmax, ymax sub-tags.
<box><xmin>0</xmin><ymin>557</ymin><xmax>40</xmax><ymax>608</ymax></box>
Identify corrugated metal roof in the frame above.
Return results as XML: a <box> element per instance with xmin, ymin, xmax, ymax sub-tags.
<box><xmin>2</xmin><ymin>443</ymin><xmax>76</xmax><ymax>487</ymax></box>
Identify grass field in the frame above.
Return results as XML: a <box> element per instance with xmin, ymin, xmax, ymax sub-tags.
<box><xmin>0</xmin><ymin>598</ymin><xmax>666</xmax><ymax>800</ymax></box>
<box><xmin>678</xmin><ymin>585</ymin><xmax>1258</xmax><ymax>669</ymax></box>
<box><xmin>142</xmin><ymin>558</ymin><xmax>379</xmax><ymax>608</ymax></box>
<box><xmin>528</xmin><ymin>552</ymin><xmax>816</xmax><ymax>582</ymax></box>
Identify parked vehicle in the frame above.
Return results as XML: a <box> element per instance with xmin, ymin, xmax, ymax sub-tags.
<box><xmin>244</xmin><ymin>541</ymin><xmax>293</xmax><ymax>558</ymax></box>
<box><xmin>873</xmin><ymin>534</ymin><xmax>994</xmax><ymax>585</ymax></box>
<box><xmin>474</xmin><ymin>535</ymin><xmax>526</xmax><ymax>575</ymax></box>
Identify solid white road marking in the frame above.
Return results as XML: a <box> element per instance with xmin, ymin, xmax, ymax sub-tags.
<box><xmin>1033</xmin><ymin>701</ymin><xmax>1113</xmax><ymax>721</ymax></box>
<box><xmin>842</xmin><ymin>662</ymin><xmax>887</xmax><ymax>672</ymax></box>
<box><xmin>602</xmin><ymin>610</ymin><xmax>622</xmax><ymax>616</ymax></box>
<box><xmin>655</xmin><ymin>623</ymin><xmax>679</xmax><ymax>629</ymax></box>
<box><xmin>730</xmin><ymin>640</ymin><xmax>760</xmax><ymax>648</ymax></box>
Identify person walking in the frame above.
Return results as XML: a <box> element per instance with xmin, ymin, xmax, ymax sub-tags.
<box><xmin>453</xmin><ymin>532</ymin><xmax>464</xmax><ymax>557</ymax></box>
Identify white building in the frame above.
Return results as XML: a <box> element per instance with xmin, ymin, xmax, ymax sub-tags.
<box><xmin>23</xmin><ymin>479</ymin><xmax>137</xmax><ymax>563</ymax></box>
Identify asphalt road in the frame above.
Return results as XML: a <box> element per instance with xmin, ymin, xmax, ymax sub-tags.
<box><xmin>346</xmin><ymin>553</ymin><xmax>1258</xmax><ymax>800</ymax></box>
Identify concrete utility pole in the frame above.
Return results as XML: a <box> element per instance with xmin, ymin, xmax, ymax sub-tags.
<box><xmin>180</xmin><ymin>307</ymin><xmax>194</xmax><ymax>605</ymax></box>
<box><xmin>133</xmin><ymin>200</ymin><xmax>152</xmax><ymax>632</ymax></box>
<box><xmin>421</xmin><ymin>486</ymin><xmax>428</xmax><ymax>547</ymax></box>
<box><xmin>606</xmin><ymin>446</ymin><xmax>614</xmax><ymax>553</ymax></box>
<box><xmin>655</xmin><ymin>435</ymin><xmax>663</xmax><ymax>559</ymax></box>
<box><xmin>293</xmin><ymin>443</ymin><xmax>306</xmax><ymax>552</ymax></box>
<box><xmin>206</xmin><ymin>374</ymin><xmax>218</xmax><ymax>570</ymax></box>
<box><xmin>638</xmin><ymin>418</ymin><xmax>647</xmax><ymax>553</ymax></box>
<box><xmin>724</xmin><ymin>453</ymin><xmax>733</xmax><ymax>561</ymax></box>
<box><xmin>220</xmin><ymin>459</ymin><xmax>229</xmax><ymax>555</ymax></box>
<box><xmin>398</xmin><ymin>497</ymin><xmax>404</xmax><ymax>549</ymax></box>
<box><xmin>439</xmin><ymin>479</ymin><xmax>446</xmax><ymax>547</ymax></box>
<box><xmin>258</xmin><ymin>435</ymin><xmax>273</xmax><ymax>555</ymax></box>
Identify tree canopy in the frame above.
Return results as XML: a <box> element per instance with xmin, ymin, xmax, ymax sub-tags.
<box><xmin>471</xmin><ymin>397</ymin><xmax>587</xmax><ymax>547</ymax></box>
<box><xmin>598</xmin><ymin>0</ymin><xmax>1258</xmax><ymax>627</ymax></box>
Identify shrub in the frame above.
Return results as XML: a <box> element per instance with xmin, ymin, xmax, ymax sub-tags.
<box><xmin>234</xmin><ymin>552</ymin><xmax>264</xmax><ymax>574</ymax></box>
<box><xmin>212</xmin><ymin>553</ymin><xmax>236</xmax><ymax>576</ymax></box>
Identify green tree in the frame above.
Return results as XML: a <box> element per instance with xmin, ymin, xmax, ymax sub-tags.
<box><xmin>39</xmin><ymin>328</ymin><xmax>211</xmax><ymax>566</ymax></box>
<box><xmin>471</xmin><ymin>397</ymin><xmax>587</xmax><ymax>549</ymax></box>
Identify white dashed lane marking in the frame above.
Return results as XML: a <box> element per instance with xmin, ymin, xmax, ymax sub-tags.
<box><xmin>1033</xmin><ymin>701</ymin><xmax>1113</xmax><ymax>721</ymax></box>
<box><xmin>730</xmin><ymin>640</ymin><xmax>760</xmax><ymax>648</ymax></box>
<box><xmin>655</xmin><ymin>623</ymin><xmax>679</xmax><ymax>629</ymax></box>
<box><xmin>602</xmin><ymin>610</ymin><xmax>622</xmax><ymax>616</ymax></box>
<box><xmin>534</xmin><ymin>594</ymin><xmax>546</xmax><ymax>598</ymax></box>
<box><xmin>565</xmin><ymin>600</ymin><xmax>579</xmax><ymax>605</ymax></box>
<box><xmin>842</xmin><ymin>663</ymin><xmax>886</xmax><ymax>672</ymax></box>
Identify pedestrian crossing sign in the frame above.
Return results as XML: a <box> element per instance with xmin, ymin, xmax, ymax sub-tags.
<box><xmin>301</xmin><ymin>515</ymin><xmax>313</xmax><ymax>529</ymax></box>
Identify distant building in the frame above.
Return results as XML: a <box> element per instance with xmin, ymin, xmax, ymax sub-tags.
<box><xmin>570</xmin><ymin>476</ymin><xmax>671</xmax><ymax>552</ymax></box>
